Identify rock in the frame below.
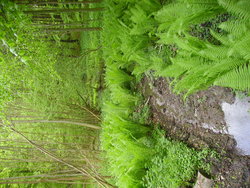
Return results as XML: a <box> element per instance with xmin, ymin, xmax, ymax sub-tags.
<box><xmin>194</xmin><ymin>172</ymin><xmax>214</xmax><ymax>188</ymax></box>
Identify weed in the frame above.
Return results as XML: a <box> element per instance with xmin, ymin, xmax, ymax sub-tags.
<box><xmin>142</xmin><ymin>129</ymin><xmax>215</xmax><ymax>188</ymax></box>
<box><xmin>197</xmin><ymin>96</ymin><xmax>208</xmax><ymax>103</ymax></box>
<box><xmin>131</xmin><ymin>97</ymin><xmax>151</xmax><ymax>125</ymax></box>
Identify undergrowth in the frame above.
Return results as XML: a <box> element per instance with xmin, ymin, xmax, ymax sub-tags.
<box><xmin>143</xmin><ymin>129</ymin><xmax>216</xmax><ymax>188</ymax></box>
<box><xmin>0</xmin><ymin>1</ymin><xmax>102</xmax><ymax>187</ymax></box>
<box><xmin>101</xmin><ymin>0</ymin><xmax>250</xmax><ymax>98</ymax></box>
<box><xmin>99</xmin><ymin>0</ymin><xmax>250</xmax><ymax>187</ymax></box>
<box><xmin>100</xmin><ymin>2</ymin><xmax>217</xmax><ymax>184</ymax></box>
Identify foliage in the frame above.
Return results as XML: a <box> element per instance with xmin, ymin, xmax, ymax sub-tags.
<box><xmin>0</xmin><ymin>0</ymin><xmax>102</xmax><ymax>187</ymax></box>
<box><xmin>3</xmin><ymin>0</ymin><xmax>249</xmax><ymax>187</ymax></box>
<box><xmin>0</xmin><ymin>0</ymin><xmax>62</xmax><ymax>117</ymax></box>
<box><xmin>100</xmin><ymin>65</ymin><xmax>153</xmax><ymax>187</ymax></box>
<box><xmin>101</xmin><ymin>0</ymin><xmax>250</xmax><ymax>100</ymax></box>
<box><xmin>0</xmin><ymin>0</ymin><xmax>29</xmax><ymax>116</ymax></box>
<box><xmin>131</xmin><ymin>101</ymin><xmax>151</xmax><ymax>125</ymax></box>
<box><xmin>143</xmin><ymin>129</ymin><xmax>215</xmax><ymax>188</ymax></box>
<box><xmin>155</xmin><ymin>0</ymin><xmax>250</xmax><ymax>97</ymax></box>
<box><xmin>100</xmin><ymin>1</ymin><xmax>218</xmax><ymax>187</ymax></box>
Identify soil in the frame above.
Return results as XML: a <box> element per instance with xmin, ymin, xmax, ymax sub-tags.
<box><xmin>139</xmin><ymin>75</ymin><xmax>250</xmax><ymax>188</ymax></box>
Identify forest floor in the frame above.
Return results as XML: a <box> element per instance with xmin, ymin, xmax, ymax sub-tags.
<box><xmin>138</xmin><ymin>75</ymin><xmax>250</xmax><ymax>187</ymax></box>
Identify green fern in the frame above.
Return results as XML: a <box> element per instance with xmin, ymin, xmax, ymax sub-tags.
<box><xmin>218</xmin><ymin>0</ymin><xmax>250</xmax><ymax>19</ymax></box>
<box><xmin>154</xmin><ymin>0</ymin><xmax>250</xmax><ymax>96</ymax></box>
<box><xmin>215</xmin><ymin>65</ymin><xmax>250</xmax><ymax>91</ymax></box>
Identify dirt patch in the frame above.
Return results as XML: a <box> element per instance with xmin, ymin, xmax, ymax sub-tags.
<box><xmin>139</xmin><ymin>75</ymin><xmax>250</xmax><ymax>188</ymax></box>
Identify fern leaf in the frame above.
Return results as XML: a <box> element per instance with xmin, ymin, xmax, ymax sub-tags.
<box><xmin>230</xmin><ymin>33</ymin><xmax>250</xmax><ymax>60</ymax></box>
<box><xmin>210</xmin><ymin>29</ymin><xmax>230</xmax><ymax>45</ymax></box>
<box><xmin>159</xmin><ymin>64</ymin><xmax>187</xmax><ymax>78</ymax></box>
<box><xmin>219</xmin><ymin>19</ymin><xmax>249</xmax><ymax>40</ymax></box>
<box><xmin>218</xmin><ymin>0</ymin><xmax>250</xmax><ymax>19</ymax></box>
<box><xmin>215</xmin><ymin>65</ymin><xmax>250</xmax><ymax>91</ymax></box>
<box><xmin>204</xmin><ymin>58</ymin><xmax>246</xmax><ymax>78</ymax></box>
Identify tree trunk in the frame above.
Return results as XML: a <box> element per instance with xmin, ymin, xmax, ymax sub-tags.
<box><xmin>9</xmin><ymin>127</ymin><xmax>115</xmax><ymax>188</ymax></box>
<box><xmin>32</xmin><ymin>18</ymin><xmax>63</xmax><ymax>23</ymax></box>
<box><xmin>12</xmin><ymin>119</ymin><xmax>101</xmax><ymax>130</ymax></box>
<box><xmin>16</xmin><ymin>0</ymin><xmax>102</xmax><ymax>6</ymax></box>
<box><xmin>41</xmin><ymin>27</ymin><xmax>102</xmax><ymax>33</ymax></box>
<box><xmin>32</xmin><ymin>22</ymin><xmax>88</xmax><ymax>28</ymax></box>
<box><xmin>24</xmin><ymin>7</ymin><xmax>104</xmax><ymax>14</ymax></box>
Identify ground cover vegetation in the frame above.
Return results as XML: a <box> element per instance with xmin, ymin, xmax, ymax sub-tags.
<box><xmin>1</xmin><ymin>0</ymin><xmax>250</xmax><ymax>187</ymax></box>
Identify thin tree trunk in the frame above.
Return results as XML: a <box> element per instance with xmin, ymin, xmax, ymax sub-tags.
<box><xmin>0</xmin><ymin>178</ymin><xmax>90</xmax><ymax>184</ymax></box>
<box><xmin>9</xmin><ymin>127</ymin><xmax>115</xmax><ymax>188</ymax></box>
<box><xmin>48</xmin><ymin>39</ymin><xmax>79</xmax><ymax>43</ymax></box>
<box><xmin>0</xmin><ymin>174</ymin><xmax>87</xmax><ymax>181</ymax></box>
<box><xmin>32</xmin><ymin>22</ymin><xmax>88</xmax><ymax>28</ymax></box>
<box><xmin>24</xmin><ymin>7</ymin><xmax>104</xmax><ymax>14</ymax></box>
<box><xmin>0</xmin><ymin>157</ymin><xmax>95</xmax><ymax>163</ymax></box>
<box><xmin>0</xmin><ymin>145</ymin><xmax>99</xmax><ymax>153</ymax></box>
<box><xmin>11</xmin><ymin>130</ymin><xmax>95</xmax><ymax>138</ymax></box>
<box><xmin>32</xmin><ymin>18</ymin><xmax>63</xmax><ymax>23</ymax></box>
<box><xmin>12</xmin><ymin>119</ymin><xmax>101</xmax><ymax>130</ymax></box>
<box><xmin>42</xmin><ymin>27</ymin><xmax>102</xmax><ymax>33</ymax></box>
<box><xmin>17</xmin><ymin>0</ymin><xmax>102</xmax><ymax>5</ymax></box>
<box><xmin>0</xmin><ymin>138</ymin><xmax>84</xmax><ymax>147</ymax></box>
<box><xmin>82</xmin><ymin>46</ymin><xmax>102</xmax><ymax>56</ymax></box>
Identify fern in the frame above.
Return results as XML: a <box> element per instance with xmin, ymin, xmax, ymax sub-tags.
<box><xmin>219</xmin><ymin>19</ymin><xmax>249</xmax><ymax>39</ymax></box>
<box><xmin>210</xmin><ymin>29</ymin><xmax>230</xmax><ymax>45</ymax></box>
<box><xmin>215</xmin><ymin>65</ymin><xmax>250</xmax><ymax>91</ymax></box>
<box><xmin>154</xmin><ymin>0</ymin><xmax>250</xmax><ymax>96</ymax></box>
<box><xmin>218</xmin><ymin>0</ymin><xmax>250</xmax><ymax>19</ymax></box>
<box><xmin>230</xmin><ymin>33</ymin><xmax>250</xmax><ymax>60</ymax></box>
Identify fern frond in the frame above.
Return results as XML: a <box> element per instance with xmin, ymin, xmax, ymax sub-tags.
<box><xmin>155</xmin><ymin>3</ymin><xmax>189</xmax><ymax>24</ymax></box>
<box><xmin>204</xmin><ymin>58</ymin><xmax>246</xmax><ymax>78</ymax></box>
<box><xmin>198</xmin><ymin>45</ymin><xmax>229</xmax><ymax>60</ymax></box>
<box><xmin>209</xmin><ymin>30</ymin><xmax>230</xmax><ymax>45</ymax></box>
<box><xmin>219</xmin><ymin>19</ymin><xmax>249</xmax><ymax>40</ymax></box>
<box><xmin>159</xmin><ymin>64</ymin><xmax>187</xmax><ymax>78</ymax></box>
<box><xmin>177</xmin><ymin>0</ymin><xmax>218</xmax><ymax>5</ymax></box>
<box><xmin>136</xmin><ymin>0</ymin><xmax>161</xmax><ymax>14</ymax></box>
<box><xmin>172</xmin><ymin>54</ymin><xmax>211</xmax><ymax>70</ymax></box>
<box><xmin>215</xmin><ymin>65</ymin><xmax>250</xmax><ymax>91</ymax></box>
<box><xmin>172</xmin><ymin>65</ymin><xmax>212</xmax><ymax>94</ymax></box>
<box><xmin>230</xmin><ymin>33</ymin><xmax>250</xmax><ymax>60</ymax></box>
<box><xmin>130</xmin><ymin>5</ymin><xmax>155</xmax><ymax>35</ymax></box>
<box><xmin>105</xmin><ymin>64</ymin><xmax>133</xmax><ymax>87</ymax></box>
<box><xmin>109</xmin><ymin>86</ymin><xmax>137</xmax><ymax>106</ymax></box>
<box><xmin>218</xmin><ymin>0</ymin><xmax>250</xmax><ymax>19</ymax></box>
